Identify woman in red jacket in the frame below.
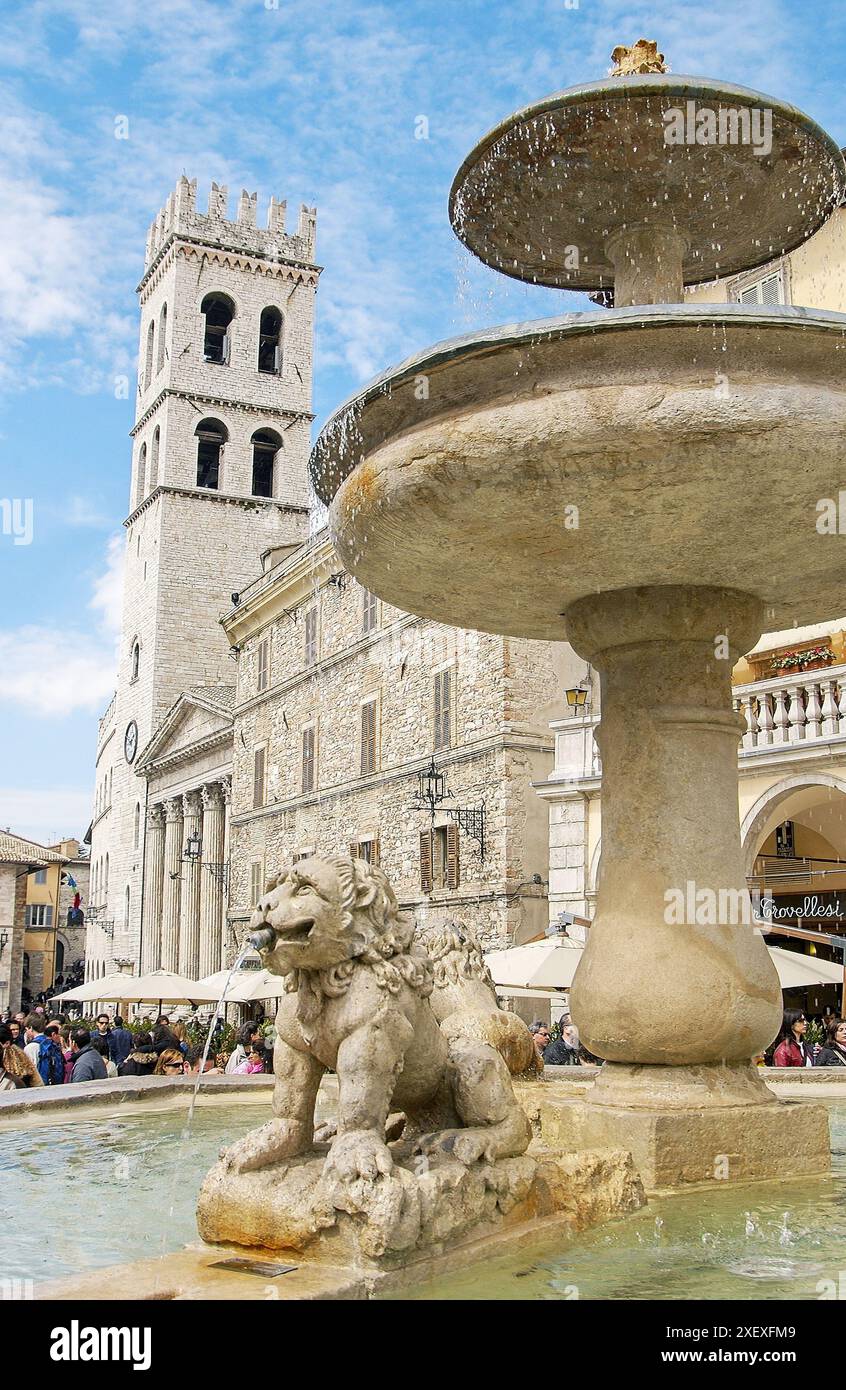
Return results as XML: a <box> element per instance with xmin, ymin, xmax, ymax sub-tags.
<box><xmin>772</xmin><ymin>1010</ymin><xmax>815</xmax><ymax>1067</ymax></box>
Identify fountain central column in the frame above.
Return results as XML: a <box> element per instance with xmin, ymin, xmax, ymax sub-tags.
<box><xmin>565</xmin><ymin>585</ymin><xmax>782</xmax><ymax>1106</ymax></box>
<box><xmin>604</xmin><ymin>224</ymin><xmax>688</xmax><ymax>306</ymax></box>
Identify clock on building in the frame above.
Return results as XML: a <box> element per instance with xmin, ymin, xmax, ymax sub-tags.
<box><xmin>124</xmin><ymin>720</ymin><xmax>139</xmax><ymax>764</ymax></box>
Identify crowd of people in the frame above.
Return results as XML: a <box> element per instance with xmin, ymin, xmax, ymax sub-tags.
<box><xmin>529</xmin><ymin>1007</ymin><xmax>846</xmax><ymax>1070</ymax></box>
<box><xmin>768</xmin><ymin>1009</ymin><xmax>846</xmax><ymax>1067</ymax></box>
<box><xmin>4</xmin><ymin>999</ymin><xmax>846</xmax><ymax>1089</ymax></box>
<box><xmin>0</xmin><ymin>1008</ymin><xmax>273</xmax><ymax>1090</ymax></box>
<box><xmin>530</xmin><ymin>1017</ymin><xmax>592</xmax><ymax>1066</ymax></box>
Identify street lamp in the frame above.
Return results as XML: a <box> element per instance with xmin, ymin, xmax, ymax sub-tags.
<box><xmin>183</xmin><ymin>831</ymin><xmax>202</xmax><ymax>861</ymax></box>
<box><xmin>416</xmin><ymin>757</ymin><xmax>449</xmax><ymax>819</ymax></box>
<box><xmin>565</xmin><ymin>685</ymin><xmax>590</xmax><ymax>710</ymax></box>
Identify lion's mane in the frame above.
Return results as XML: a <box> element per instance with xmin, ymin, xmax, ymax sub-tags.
<box><xmin>266</xmin><ymin>856</ymin><xmax>433</xmax><ymax>1004</ymax></box>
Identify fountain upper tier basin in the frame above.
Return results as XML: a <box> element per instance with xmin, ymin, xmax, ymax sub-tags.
<box><xmin>450</xmin><ymin>76</ymin><xmax>846</xmax><ymax>290</ymax></box>
<box><xmin>310</xmin><ymin>305</ymin><xmax>846</xmax><ymax>642</ymax></box>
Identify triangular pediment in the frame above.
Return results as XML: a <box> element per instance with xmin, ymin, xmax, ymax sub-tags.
<box><xmin>137</xmin><ymin>685</ymin><xmax>235</xmax><ymax>771</ymax></box>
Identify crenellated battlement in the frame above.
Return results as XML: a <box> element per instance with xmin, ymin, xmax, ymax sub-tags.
<box><xmin>143</xmin><ymin>176</ymin><xmax>318</xmax><ymax>273</ymax></box>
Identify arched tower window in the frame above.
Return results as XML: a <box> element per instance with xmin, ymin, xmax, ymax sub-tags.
<box><xmin>105</xmin><ymin>852</ymin><xmax>110</xmax><ymax>893</ymax></box>
<box><xmin>144</xmin><ymin>320</ymin><xmax>155</xmax><ymax>387</ymax></box>
<box><xmin>257</xmin><ymin>306</ymin><xmax>283</xmax><ymax>374</ymax></box>
<box><xmin>251</xmin><ymin>428</ymin><xmax>281</xmax><ymax>498</ymax></box>
<box><xmin>149</xmin><ymin>426</ymin><xmax>160</xmax><ymax>490</ymax></box>
<box><xmin>130</xmin><ymin>640</ymin><xmax>140</xmax><ymax>682</ymax></box>
<box><xmin>125</xmin><ymin>885</ymin><xmax>131</xmax><ymax>926</ymax></box>
<box><xmin>134</xmin><ymin>802</ymin><xmax>140</xmax><ymax>848</ymax></box>
<box><xmin>157</xmin><ymin>303</ymin><xmax>168</xmax><ymax>373</ymax></box>
<box><xmin>135</xmin><ymin>443</ymin><xmax>147</xmax><ymax>510</ymax></box>
<box><xmin>201</xmin><ymin>293</ymin><xmax>234</xmax><ymax>364</ymax></box>
<box><xmin>196</xmin><ymin>418</ymin><xmax>227</xmax><ymax>490</ymax></box>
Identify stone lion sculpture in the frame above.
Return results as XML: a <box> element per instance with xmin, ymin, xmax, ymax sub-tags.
<box><xmin>220</xmin><ymin>855</ymin><xmax>537</xmax><ymax>1190</ymax></box>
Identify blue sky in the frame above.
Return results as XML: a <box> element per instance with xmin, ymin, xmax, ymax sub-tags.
<box><xmin>0</xmin><ymin>0</ymin><xmax>844</xmax><ymax>843</ymax></box>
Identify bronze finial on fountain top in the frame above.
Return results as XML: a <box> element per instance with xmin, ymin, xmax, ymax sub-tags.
<box><xmin>609</xmin><ymin>39</ymin><xmax>667</xmax><ymax>76</ymax></box>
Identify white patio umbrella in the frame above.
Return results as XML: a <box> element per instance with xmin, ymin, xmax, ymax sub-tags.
<box><xmin>109</xmin><ymin>969</ymin><xmax>222</xmax><ymax>1009</ymax></box>
<box><xmin>50</xmin><ymin>973</ymin><xmax>135</xmax><ymax>1003</ymax></box>
<box><xmin>768</xmin><ymin>946</ymin><xmax>845</xmax><ymax>990</ymax></box>
<box><xmin>225</xmin><ymin>968</ymin><xmax>284</xmax><ymax>1003</ymax></box>
<box><xmin>486</xmin><ymin>937</ymin><xmax>845</xmax><ymax>996</ymax></box>
<box><xmin>485</xmin><ymin>937</ymin><xmax>584</xmax><ymax>992</ymax></box>
<box><xmin>194</xmin><ymin>966</ymin><xmax>283</xmax><ymax>1004</ymax></box>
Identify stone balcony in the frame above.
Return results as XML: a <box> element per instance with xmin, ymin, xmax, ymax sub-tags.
<box><xmin>546</xmin><ymin>661</ymin><xmax>846</xmax><ymax>786</ymax></box>
<box><xmin>733</xmin><ymin>661</ymin><xmax>846</xmax><ymax>762</ymax></box>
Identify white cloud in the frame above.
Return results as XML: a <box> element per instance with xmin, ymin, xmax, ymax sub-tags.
<box><xmin>0</xmin><ymin>533</ymin><xmax>123</xmax><ymax>718</ymax></box>
<box><xmin>64</xmin><ymin>495</ymin><xmax>114</xmax><ymax>529</ymax></box>
<box><xmin>88</xmin><ymin>532</ymin><xmax>124</xmax><ymax>637</ymax></box>
<box><xmin>0</xmin><ymin>787</ymin><xmax>93</xmax><ymax>846</ymax></box>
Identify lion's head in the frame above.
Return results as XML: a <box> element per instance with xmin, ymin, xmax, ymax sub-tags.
<box><xmin>250</xmin><ymin>855</ymin><xmax>431</xmax><ymax>996</ymax></box>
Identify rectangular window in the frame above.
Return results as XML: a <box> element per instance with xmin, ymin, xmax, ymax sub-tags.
<box><xmin>362</xmin><ymin>588</ymin><xmax>378</xmax><ymax>634</ymax></box>
<box><xmin>738</xmin><ymin>270</ymin><xmax>784</xmax><ymax>306</ymax></box>
<box><xmin>33</xmin><ymin>869</ymin><xmax>47</xmax><ymax>885</ymax></box>
<box><xmin>253</xmin><ymin>745</ymin><xmax>266</xmax><ymax>809</ymax></box>
<box><xmin>26</xmin><ymin>904</ymin><xmax>53</xmax><ymax>927</ymax></box>
<box><xmin>302</xmin><ymin>725</ymin><xmax>316</xmax><ymax>794</ymax></box>
<box><xmin>434</xmin><ymin>668</ymin><xmax>452</xmax><ymax>750</ymax></box>
<box><xmin>350</xmin><ymin>838</ymin><xmax>380</xmax><ymax>865</ymax></box>
<box><xmin>304</xmin><ymin>608</ymin><xmax>318</xmax><ymax>667</ymax></box>
<box><xmin>360</xmin><ymin>699</ymin><xmax>378</xmax><ymax>775</ymax></box>
<box><xmin>250</xmin><ymin>861</ymin><xmax>264</xmax><ymax>906</ymax></box>
<box><xmin>257</xmin><ymin>638</ymin><xmax>269</xmax><ymax>693</ymax></box>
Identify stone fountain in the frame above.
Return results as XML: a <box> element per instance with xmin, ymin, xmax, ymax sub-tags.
<box><xmin>310</xmin><ymin>45</ymin><xmax>846</xmax><ymax>1188</ymax></box>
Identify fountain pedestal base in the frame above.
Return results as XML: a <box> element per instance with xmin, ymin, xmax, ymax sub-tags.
<box><xmin>197</xmin><ymin>1141</ymin><xmax>644</xmax><ymax>1266</ymax></box>
<box><xmin>536</xmin><ymin>1074</ymin><xmax>830</xmax><ymax>1191</ymax></box>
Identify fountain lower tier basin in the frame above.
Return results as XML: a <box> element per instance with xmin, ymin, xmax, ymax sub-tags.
<box><xmin>311</xmin><ymin>306</ymin><xmax>846</xmax><ymax>642</ymax></box>
<box><xmin>25</xmin><ymin>1080</ymin><xmax>843</xmax><ymax>1300</ymax></box>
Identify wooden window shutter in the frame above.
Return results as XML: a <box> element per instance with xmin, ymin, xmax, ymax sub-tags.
<box><xmin>302</xmin><ymin>727</ymin><xmax>315</xmax><ymax>793</ymax></box>
<box><xmin>253</xmin><ymin>746</ymin><xmax>266</xmax><ymax>808</ymax></box>
<box><xmin>349</xmin><ymin>840</ymin><xmax>360</xmax><ymax>859</ymax></box>
<box><xmin>420</xmin><ymin>830</ymin><xmax>433</xmax><ymax>893</ymax></box>
<box><xmin>434</xmin><ymin>670</ymin><xmax>451</xmax><ymax>749</ymax></box>
<box><xmin>361</xmin><ymin>700</ymin><xmax>377</xmax><ymax>774</ymax></box>
<box><xmin>446</xmin><ymin>822</ymin><xmax>460</xmax><ymax>890</ymax></box>
<box><xmin>304</xmin><ymin>609</ymin><xmax>317</xmax><ymax>666</ymax></box>
<box><xmin>371</xmin><ymin>837</ymin><xmax>380</xmax><ymax>867</ymax></box>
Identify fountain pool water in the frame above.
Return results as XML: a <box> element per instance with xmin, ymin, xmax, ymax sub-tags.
<box><xmin>392</xmin><ymin>1100</ymin><xmax>846</xmax><ymax>1302</ymax></box>
<box><xmin>8</xmin><ymin>1096</ymin><xmax>845</xmax><ymax>1298</ymax></box>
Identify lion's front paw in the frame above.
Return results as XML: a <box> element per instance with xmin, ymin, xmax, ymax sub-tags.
<box><xmin>324</xmin><ymin>1129</ymin><xmax>394</xmax><ymax>1184</ymax></box>
<box><xmin>417</xmin><ymin>1126</ymin><xmax>489</xmax><ymax>1166</ymax></box>
<box><xmin>220</xmin><ymin>1118</ymin><xmax>305</xmax><ymax>1175</ymax></box>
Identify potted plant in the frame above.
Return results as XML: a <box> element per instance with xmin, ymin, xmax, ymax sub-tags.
<box><xmin>768</xmin><ymin>644</ymin><xmax>835</xmax><ymax>677</ymax></box>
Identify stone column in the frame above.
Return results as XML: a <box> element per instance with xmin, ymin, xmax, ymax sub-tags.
<box><xmin>178</xmin><ymin>791</ymin><xmax>202</xmax><ymax>979</ymax></box>
<box><xmin>141</xmin><ymin>804</ymin><xmax>165</xmax><ymax>972</ymax></box>
<box><xmin>604</xmin><ymin>223</ymin><xmax>688</xmax><ymax>307</ymax></box>
<box><xmin>198</xmin><ymin>782</ymin><xmax>225</xmax><ymax>978</ymax></box>
<box><xmin>565</xmin><ymin>585</ymin><xmax>782</xmax><ymax>1104</ymax></box>
<box><xmin>160</xmin><ymin>797</ymin><xmax>183</xmax><ymax>974</ymax></box>
<box><xmin>221</xmin><ymin>776</ymin><xmax>232</xmax><ymax>967</ymax></box>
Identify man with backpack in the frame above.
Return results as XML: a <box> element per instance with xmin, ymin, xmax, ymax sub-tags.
<box><xmin>23</xmin><ymin>1016</ymin><xmax>65</xmax><ymax>1085</ymax></box>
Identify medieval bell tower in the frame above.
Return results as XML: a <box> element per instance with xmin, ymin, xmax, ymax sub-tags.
<box><xmin>87</xmin><ymin>177</ymin><xmax>319</xmax><ymax>975</ymax></box>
